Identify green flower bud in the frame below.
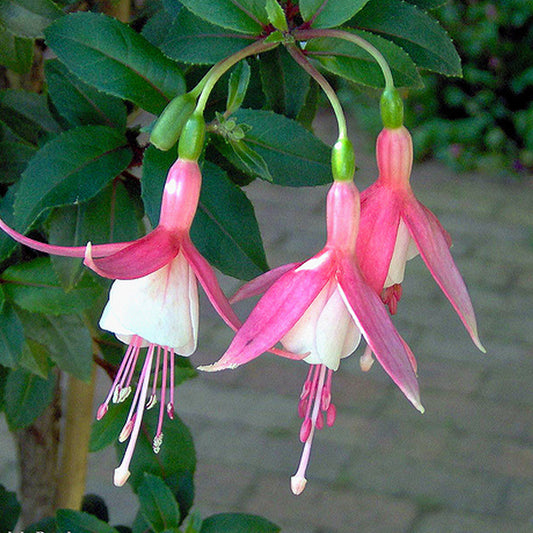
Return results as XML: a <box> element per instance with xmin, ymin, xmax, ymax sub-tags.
<box><xmin>178</xmin><ymin>113</ymin><xmax>206</xmax><ymax>160</ymax></box>
<box><xmin>331</xmin><ymin>137</ymin><xmax>355</xmax><ymax>182</ymax></box>
<box><xmin>150</xmin><ymin>93</ymin><xmax>196</xmax><ymax>151</ymax></box>
<box><xmin>380</xmin><ymin>88</ymin><xmax>404</xmax><ymax>129</ymax></box>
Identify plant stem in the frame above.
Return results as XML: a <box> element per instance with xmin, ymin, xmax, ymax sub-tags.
<box><xmin>285</xmin><ymin>43</ymin><xmax>348</xmax><ymax>140</ymax></box>
<box><xmin>195</xmin><ymin>39</ymin><xmax>280</xmax><ymax>114</ymax></box>
<box><xmin>55</xmin><ymin>365</ymin><xmax>96</xmax><ymax>511</ymax></box>
<box><xmin>293</xmin><ymin>28</ymin><xmax>395</xmax><ymax>90</ymax></box>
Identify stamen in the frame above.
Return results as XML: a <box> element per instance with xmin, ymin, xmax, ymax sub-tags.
<box><xmin>360</xmin><ymin>345</ymin><xmax>374</xmax><ymax>372</ymax></box>
<box><xmin>155</xmin><ymin>348</ymin><xmax>168</xmax><ymax>441</ymax></box>
<box><xmin>153</xmin><ymin>432</ymin><xmax>163</xmax><ymax>454</ymax></box>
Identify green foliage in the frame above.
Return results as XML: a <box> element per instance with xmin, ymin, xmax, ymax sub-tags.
<box><xmin>0</xmin><ymin>0</ymin><xmax>63</xmax><ymax>39</ymax></box>
<box><xmin>200</xmin><ymin>513</ymin><xmax>281</xmax><ymax>533</ymax></box>
<box><xmin>138</xmin><ymin>474</ymin><xmax>181</xmax><ymax>532</ymax></box>
<box><xmin>300</xmin><ymin>0</ymin><xmax>370</xmax><ymax>28</ymax></box>
<box><xmin>56</xmin><ymin>509</ymin><xmax>118</xmax><ymax>533</ymax></box>
<box><xmin>0</xmin><ymin>485</ymin><xmax>21</xmax><ymax>531</ymax></box>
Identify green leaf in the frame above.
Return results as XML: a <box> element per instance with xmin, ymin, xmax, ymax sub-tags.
<box><xmin>56</xmin><ymin>510</ymin><xmax>118</xmax><ymax>533</ymax></box>
<box><xmin>0</xmin><ymin>365</ymin><xmax>8</xmax><ymax>411</ymax></box>
<box><xmin>227</xmin><ymin>61</ymin><xmax>251</xmax><ymax>115</ymax></box>
<box><xmin>18</xmin><ymin>310</ymin><xmax>93</xmax><ymax>381</ymax></box>
<box><xmin>192</xmin><ymin>161</ymin><xmax>269</xmax><ymax>279</ymax></box>
<box><xmin>265</xmin><ymin>0</ymin><xmax>287</xmax><ymax>31</ymax></box>
<box><xmin>138</xmin><ymin>474</ymin><xmax>180</xmax><ymax>532</ymax></box>
<box><xmin>0</xmin><ymin>485</ymin><xmax>20</xmax><ymax>531</ymax></box>
<box><xmin>259</xmin><ymin>47</ymin><xmax>311</xmax><ymax>119</ymax></box>
<box><xmin>179</xmin><ymin>0</ymin><xmax>267</xmax><ymax>34</ymax></box>
<box><xmin>405</xmin><ymin>0</ymin><xmax>447</xmax><ymax>8</ymax></box>
<box><xmin>162</xmin><ymin>9</ymin><xmax>254</xmax><ymax>65</ymax></box>
<box><xmin>13</xmin><ymin>125</ymin><xmax>132</xmax><ymax>232</ymax></box>
<box><xmin>116</xmin><ymin>409</ymin><xmax>196</xmax><ymax>492</ymax></box>
<box><xmin>2</xmin><ymin>257</ymin><xmax>101</xmax><ymax>315</ymax></box>
<box><xmin>232</xmin><ymin>108</ymin><xmax>332</xmax><ymax>186</ymax></box>
<box><xmin>0</xmin><ymin>140</ymin><xmax>36</xmax><ymax>183</ymax></box>
<box><xmin>0</xmin><ymin>0</ymin><xmax>63</xmax><ymax>39</ymax></box>
<box><xmin>141</xmin><ymin>3</ymin><xmax>182</xmax><ymax>47</ymax></box>
<box><xmin>0</xmin><ymin>30</ymin><xmax>33</xmax><ymax>73</ymax></box>
<box><xmin>25</xmin><ymin>517</ymin><xmax>57</xmax><ymax>533</ymax></box>
<box><xmin>4</xmin><ymin>367</ymin><xmax>56</xmax><ymax>430</ymax></box>
<box><xmin>45</xmin><ymin>12</ymin><xmax>185</xmax><ymax>114</ymax></box>
<box><xmin>300</xmin><ymin>0</ymin><xmax>370</xmax><ymax>28</ymax></box>
<box><xmin>19</xmin><ymin>339</ymin><xmax>52</xmax><ymax>378</ymax></box>
<box><xmin>89</xmin><ymin>399</ymin><xmax>130</xmax><ymax>452</ymax></box>
<box><xmin>0</xmin><ymin>288</ymin><xmax>25</xmax><ymax>368</ymax></box>
<box><xmin>200</xmin><ymin>513</ymin><xmax>280</xmax><ymax>533</ymax></box>
<box><xmin>305</xmin><ymin>29</ymin><xmax>423</xmax><ymax>88</ymax></box>
<box><xmin>45</xmin><ymin>59</ymin><xmax>127</xmax><ymax>130</ymax></box>
<box><xmin>0</xmin><ymin>89</ymin><xmax>61</xmax><ymax>145</ymax></box>
<box><xmin>350</xmin><ymin>0</ymin><xmax>462</xmax><ymax>76</ymax></box>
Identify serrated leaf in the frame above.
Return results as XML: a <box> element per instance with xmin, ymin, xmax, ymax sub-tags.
<box><xmin>19</xmin><ymin>339</ymin><xmax>52</xmax><ymax>378</ymax></box>
<box><xmin>89</xmin><ymin>399</ymin><xmax>130</xmax><ymax>452</ymax></box>
<box><xmin>232</xmin><ymin>108</ymin><xmax>332</xmax><ymax>186</ymax></box>
<box><xmin>2</xmin><ymin>257</ymin><xmax>101</xmax><ymax>315</ymax></box>
<box><xmin>116</xmin><ymin>408</ymin><xmax>196</xmax><ymax>491</ymax></box>
<box><xmin>200</xmin><ymin>513</ymin><xmax>280</xmax><ymax>533</ymax></box>
<box><xmin>4</xmin><ymin>367</ymin><xmax>56</xmax><ymax>430</ymax></box>
<box><xmin>0</xmin><ymin>89</ymin><xmax>61</xmax><ymax>145</ymax></box>
<box><xmin>138</xmin><ymin>474</ymin><xmax>180</xmax><ymax>532</ymax></box>
<box><xmin>179</xmin><ymin>0</ymin><xmax>267</xmax><ymax>34</ymax></box>
<box><xmin>141</xmin><ymin>2</ymin><xmax>182</xmax><ymax>47</ymax></box>
<box><xmin>18</xmin><ymin>310</ymin><xmax>93</xmax><ymax>381</ymax></box>
<box><xmin>223</xmin><ymin>138</ymin><xmax>273</xmax><ymax>182</ymax></box>
<box><xmin>162</xmin><ymin>9</ymin><xmax>254</xmax><ymax>65</ymax></box>
<box><xmin>0</xmin><ymin>0</ymin><xmax>63</xmax><ymax>39</ymax></box>
<box><xmin>45</xmin><ymin>59</ymin><xmax>127</xmax><ymax>130</ymax></box>
<box><xmin>300</xmin><ymin>0</ymin><xmax>370</xmax><ymax>28</ymax></box>
<box><xmin>56</xmin><ymin>510</ymin><xmax>118</xmax><ymax>533</ymax></box>
<box><xmin>351</xmin><ymin>0</ymin><xmax>462</xmax><ymax>76</ymax></box>
<box><xmin>13</xmin><ymin>125</ymin><xmax>132</xmax><ymax>232</ymax></box>
<box><xmin>265</xmin><ymin>0</ymin><xmax>287</xmax><ymax>31</ymax></box>
<box><xmin>259</xmin><ymin>47</ymin><xmax>310</xmax><ymax>119</ymax></box>
<box><xmin>305</xmin><ymin>29</ymin><xmax>423</xmax><ymax>88</ymax></box>
<box><xmin>0</xmin><ymin>30</ymin><xmax>33</xmax><ymax>73</ymax></box>
<box><xmin>0</xmin><ymin>288</ymin><xmax>25</xmax><ymax>368</ymax></box>
<box><xmin>0</xmin><ymin>484</ymin><xmax>21</xmax><ymax>531</ymax></box>
<box><xmin>227</xmin><ymin>61</ymin><xmax>251</xmax><ymax>115</ymax></box>
<box><xmin>45</xmin><ymin>12</ymin><xmax>185</xmax><ymax>114</ymax></box>
<box><xmin>0</xmin><ymin>140</ymin><xmax>36</xmax><ymax>183</ymax></box>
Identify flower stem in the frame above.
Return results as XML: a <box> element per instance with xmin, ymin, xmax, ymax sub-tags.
<box><xmin>194</xmin><ymin>39</ymin><xmax>280</xmax><ymax>114</ymax></box>
<box><xmin>293</xmin><ymin>28</ymin><xmax>395</xmax><ymax>90</ymax></box>
<box><xmin>285</xmin><ymin>43</ymin><xmax>348</xmax><ymax>140</ymax></box>
<box><xmin>55</xmin><ymin>365</ymin><xmax>96</xmax><ymax>510</ymax></box>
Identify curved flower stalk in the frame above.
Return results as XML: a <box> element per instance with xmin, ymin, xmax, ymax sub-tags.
<box><xmin>357</xmin><ymin>125</ymin><xmax>484</xmax><ymax>352</ymax></box>
<box><xmin>0</xmin><ymin>155</ymin><xmax>241</xmax><ymax>486</ymax></box>
<box><xmin>201</xmin><ymin>178</ymin><xmax>423</xmax><ymax>494</ymax></box>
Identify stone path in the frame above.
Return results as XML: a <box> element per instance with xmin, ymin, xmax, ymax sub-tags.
<box><xmin>1</xmin><ymin>115</ymin><xmax>532</xmax><ymax>532</ymax></box>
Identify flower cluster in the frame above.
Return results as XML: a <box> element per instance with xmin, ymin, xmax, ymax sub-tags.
<box><xmin>0</xmin><ymin>85</ymin><xmax>483</xmax><ymax>493</ymax></box>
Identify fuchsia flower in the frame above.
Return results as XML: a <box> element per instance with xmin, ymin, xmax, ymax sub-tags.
<box><xmin>357</xmin><ymin>126</ymin><xmax>484</xmax><ymax>351</ymax></box>
<box><xmin>201</xmin><ymin>179</ymin><xmax>423</xmax><ymax>494</ymax></box>
<box><xmin>0</xmin><ymin>157</ymin><xmax>241</xmax><ymax>485</ymax></box>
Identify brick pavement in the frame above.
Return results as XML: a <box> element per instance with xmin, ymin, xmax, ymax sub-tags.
<box><xmin>1</xmin><ymin>117</ymin><xmax>532</xmax><ymax>532</ymax></box>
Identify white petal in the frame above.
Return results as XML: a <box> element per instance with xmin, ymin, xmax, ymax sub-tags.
<box><xmin>385</xmin><ymin>219</ymin><xmax>419</xmax><ymax>287</ymax></box>
<box><xmin>99</xmin><ymin>252</ymin><xmax>199</xmax><ymax>354</ymax></box>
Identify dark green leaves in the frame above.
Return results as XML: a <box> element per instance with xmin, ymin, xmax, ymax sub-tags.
<box><xmin>162</xmin><ymin>9</ymin><xmax>254</xmax><ymax>65</ymax></box>
<box><xmin>179</xmin><ymin>0</ymin><xmax>267</xmax><ymax>34</ymax></box>
<box><xmin>89</xmin><ymin>400</ymin><xmax>130</xmax><ymax>452</ymax></box>
<box><xmin>13</xmin><ymin>125</ymin><xmax>132</xmax><ymax>232</ymax></box>
<box><xmin>200</xmin><ymin>513</ymin><xmax>280</xmax><ymax>533</ymax></box>
<box><xmin>0</xmin><ymin>485</ymin><xmax>20</xmax><ymax>532</ymax></box>
<box><xmin>0</xmin><ymin>288</ymin><xmax>25</xmax><ymax>368</ymax></box>
<box><xmin>300</xmin><ymin>0</ymin><xmax>370</xmax><ymax>28</ymax></box>
<box><xmin>0</xmin><ymin>0</ymin><xmax>63</xmax><ymax>39</ymax></box>
<box><xmin>45</xmin><ymin>12</ymin><xmax>185</xmax><ymax>114</ymax></box>
<box><xmin>0</xmin><ymin>32</ymin><xmax>33</xmax><ymax>73</ymax></box>
<box><xmin>56</xmin><ymin>510</ymin><xmax>118</xmax><ymax>533</ymax></box>
<box><xmin>351</xmin><ymin>0</ymin><xmax>462</xmax><ymax>76</ymax></box>
<box><xmin>138</xmin><ymin>474</ymin><xmax>181</xmax><ymax>532</ymax></box>
<box><xmin>232</xmin><ymin>109</ymin><xmax>332</xmax><ymax>186</ymax></box>
<box><xmin>4</xmin><ymin>367</ymin><xmax>56</xmax><ymax>429</ymax></box>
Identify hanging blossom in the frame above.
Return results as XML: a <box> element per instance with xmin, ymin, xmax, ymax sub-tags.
<box><xmin>201</xmin><ymin>178</ymin><xmax>423</xmax><ymax>495</ymax></box>
<box><xmin>0</xmin><ymin>157</ymin><xmax>241</xmax><ymax>486</ymax></box>
<box><xmin>357</xmin><ymin>126</ymin><xmax>484</xmax><ymax>353</ymax></box>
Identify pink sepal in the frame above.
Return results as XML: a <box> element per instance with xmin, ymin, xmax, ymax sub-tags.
<box><xmin>84</xmin><ymin>227</ymin><xmax>180</xmax><ymax>279</ymax></box>
<box><xmin>357</xmin><ymin>185</ymin><xmax>401</xmax><ymax>293</ymax></box>
<box><xmin>180</xmin><ymin>238</ymin><xmax>241</xmax><ymax>331</ymax></box>
<box><xmin>200</xmin><ymin>251</ymin><xmax>335</xmax><ymax>371</ymax></box>
<box><xmin>402</xmin><ymin>197</ymin><xmax>485</xmax><ymax>352</ymax></box>
<box><xmin>230</xmin><ymin>262</ymin><xmax>302</xmax><ymax>303</ymax></box>
<box><xmin>337</xmin><ymin>257</ymin><xmax>423</xmax><ymax>413</ymax></box>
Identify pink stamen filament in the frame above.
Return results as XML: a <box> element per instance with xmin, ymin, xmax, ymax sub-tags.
<box><xmin>154</xmin><ymin>348</ymin><xmax>168</xmax><ymax>450</ymax></box>
<box><xmin>168</xmin><ymin>349</ymin><xmax>175</xmax><ymax>419</ymax></box>
<box><xmin>148</xmin><ymin>345</ymin><xmax>162</xmax><ymax>407</ymax></box>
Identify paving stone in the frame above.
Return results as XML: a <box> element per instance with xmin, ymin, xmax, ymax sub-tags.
<box><xmin>244</xmin><ymin>472</ymin><xmax>418</xmax><ymax>533</ymax></box>
<box><xmin>413</xmin><ymin>510</ymin><xmax>532</xmax><ymax>533</ymax></box>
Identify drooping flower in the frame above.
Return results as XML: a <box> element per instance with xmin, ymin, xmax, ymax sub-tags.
<box><xmin>357</xmin><ymin>126</ymin><xmax>484</xmax><ymax>352</ymax></box>
<box><xmin>201</xmin><ymin>178</ymin><xmax>423</xmax><ymax>494</ymax></box>
<box><xmin>0</xmin><ymin>156</ymin><xmax>241</xmax><ymax>485</ymax></box>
